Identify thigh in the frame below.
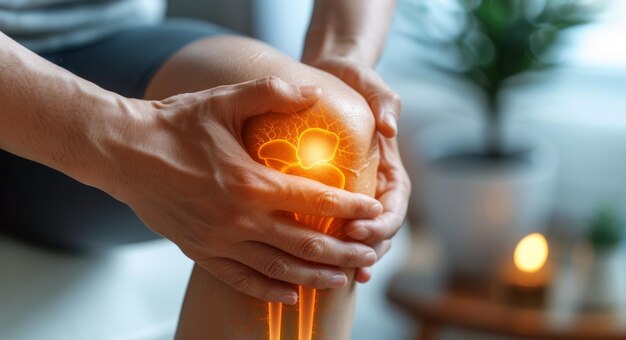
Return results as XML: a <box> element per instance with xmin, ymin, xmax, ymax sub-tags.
<box><xmin>0</xmin><ymin>148</ymin><xmax>158</xmax><ymax>250</ymax></box>
<box><xmin>0</xmin><ymin>19</ymin><xmax>230</xmax><ymax>249</ymax></box>
<box><xmin>41</xmin><ymin>19</ymin><xmax>230</xmax><ymax>99</ymax></box>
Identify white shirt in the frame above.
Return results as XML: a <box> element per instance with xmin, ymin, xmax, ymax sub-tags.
<box><xmin>0</xmin><ymin>0</ymin><xmax>166</xmax><ymax>52</ymax></box>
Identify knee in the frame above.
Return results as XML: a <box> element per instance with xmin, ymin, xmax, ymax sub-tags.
<box><xmin>143</xmin><ymin>35</ymin><xmax>288</xmax><ymax>100</ymax></box>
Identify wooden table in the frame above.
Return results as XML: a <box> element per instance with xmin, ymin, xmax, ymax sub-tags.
<box><xmin>385</xmin><ymin>232</ymin><xmax>626</xmax><ymax>340</ymax></box>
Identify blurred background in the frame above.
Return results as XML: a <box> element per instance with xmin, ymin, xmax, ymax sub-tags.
<box><xmin>2</xmin><ymin>0</ymin><xmax>626</xmax><ymax>339</ymax></box>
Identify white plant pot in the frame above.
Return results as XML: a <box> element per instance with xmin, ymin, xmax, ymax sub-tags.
<box><xmin>582</xmin><ymin>246</ymin><xmax>625</xmax><ymax>310</ymax></box>
<box><xmin>413</xmin><ymin>123</ymin><xmax>558</xmax><ymax>278</ymax></box>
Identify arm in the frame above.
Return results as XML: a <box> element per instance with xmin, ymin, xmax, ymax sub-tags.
<box><xmin>303</xmin><ymin>0</ymin><xmax>396</xmax><ymax>68</ymax></box>
<box><xmin>303</xmin><ymin>0</ymin><xmax>400</xmax><ymax>136</ymax></box>
<box><xmin>0</xmin><ymin>32</ymin><xmax>381</xmax><ymax>302</ymax></box>
<box><xmin>0</xmin><ymin>32</ymin><xmax>127</xmax><ymax>190</ymax></box>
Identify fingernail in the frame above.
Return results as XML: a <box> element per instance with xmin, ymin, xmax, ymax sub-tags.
<box><xmin>330</xmin><ymin>274</ymin><xmax>347</xmax><ymax>288</ymax></box>
<box><xmin>385</xmin><ymin>113</ymin><xmax>397</xmax><ymax>134</ymax></box>
<box><xmin>280</xmin><ymin>293</ymin><xmax>298</xmax><ymax>305</ymax></box>
<box><xmin>299</xmin><ymin>85</ymin><xmax>319</xmax><ymax>97</ymax></box>
<box><xmin>349</xmin><ymin>227</ymin><xmax>371</xmax><ymax>241</ymax></box>
<box><xmin>363</xmin><ymin>251</ymin><xmax>377</xmax><ymax>265</ymax></box>
<box><xmin>369</xmin><ymin>202</ymin><xmax>383</xmax><ymax>216</ymax></box>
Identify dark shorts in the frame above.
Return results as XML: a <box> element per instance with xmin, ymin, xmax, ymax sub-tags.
<box><xmin>0</xmin><ymin>19</ymin><xmax>228</xmax><ymax>250</ymax></box>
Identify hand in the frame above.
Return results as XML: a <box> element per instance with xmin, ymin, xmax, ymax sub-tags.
<box><xmin>307</xmin><ymin>56</ymin><xmax>409</xmax><ymax>282</ymax></box>
<box><xmin>343</xmin><ymin>135</ymin><xmax>411</xmax><ymax>283</ymax></box>
<box><xmin>108</xmin><ymin>77</ymin><xmax>383</xmax><ymax>304</ymax></box>
<box><xmin>307</xmin><ymin>56</ymin><xmax>402</xmax><ymax>138</ymax></box>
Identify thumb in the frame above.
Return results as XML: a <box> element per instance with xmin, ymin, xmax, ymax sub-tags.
<box><xmin>209</xmin><ymin>76</ymin><xmax>322</xmax><ymax>121</ymax></box>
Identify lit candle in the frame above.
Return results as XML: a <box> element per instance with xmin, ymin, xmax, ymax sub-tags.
<box><xmin>501</xmin><ymin>233</ymin><xmax>552</xmax><ymax>306</ymax></box>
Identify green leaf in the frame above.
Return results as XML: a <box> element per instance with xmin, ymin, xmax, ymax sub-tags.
<box><xmin>587</xmin><ymin>205</ymin><xmax>625</xmax><ymax>249</ymax></box>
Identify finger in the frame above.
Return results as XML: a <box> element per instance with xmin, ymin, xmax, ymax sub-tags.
<box><xmin>373</xmin><ymin>240</ymin><xmax>392</xmax><ymax>261</ymax></box>
<box><xmin>345</xmin><ymin>140</ymin><xmax>410</xmax><ymax>243</ymax></box>
<box><xmin>370</xmin><ymin>91</ymin><xmax>402</xmax><ymax>138</ymax></box>
<box><xmin>345</xmin><ymin>209</ymin><xmax>405</xmax><ymax>245</ymax></box>
<box><xmin>231</xmin><ymin>241</ymin><xmax>348</xmax><ymax>289</ymax></box>
<box><xmin>257</xmin><ymin>215</ymin><xmax>378</xmax><ymax>268</ymax></box>
<box><xmin>355</xmin><ymin>267</ymin><xmax>372</xmax><ymax>283</ymax></box>
<box><xmin>344</xmin><ymin>182</ymin><xmax>408</xmax><ymax>244</ymax></box>
<box><xmin>340</xmin><ymin>65</ymin><xmax>402</xmax><ymax>138</ymax></box>
<box><xmin>263</xmin><ymin>168</ymin><xmax>383</xmax><ymax>219</ymax></box>
<box><xmin>199</xmin><ymin>257</ymin><xmax>299</xmax><ymax>304</ymax></box>
<box><xmin>209</xmin><ymin>76</ymin><xmax>322</xmax><ymax>121</ymax></box>
<box><xmin>355</xmin><ymin>239</ymin><xmax>392</xmax><ymax>284</ymax></box>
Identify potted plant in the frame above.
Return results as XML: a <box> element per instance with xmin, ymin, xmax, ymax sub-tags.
<box><xmin>407</xmin><ymin>0</ymin><xmax>598</xmax><ymax>279</ymax></box>
<box><xmin>582</xmin><ymin>205</ymin><xmax>625</xmax><ymax>310</ymax></box>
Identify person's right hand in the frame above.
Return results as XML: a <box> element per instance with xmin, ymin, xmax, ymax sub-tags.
<box><xmin>105</xmin><ymin>77</ymin><xmax>382</xmax><ymax>305</ymax></box>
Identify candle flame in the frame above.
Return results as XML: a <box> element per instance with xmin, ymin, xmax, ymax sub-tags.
<box><xmin>513</xmin><ymin>233</ymin><xmax>549</xmax><ymax>273</ymax></box>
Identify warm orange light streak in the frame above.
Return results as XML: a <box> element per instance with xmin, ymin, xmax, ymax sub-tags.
<box><xmin>258</xmin><ymin>128</ymin><xmax>345</xmax><ymax>340</ymax></box>
<box><xmin>268</xmin><ymin>302</ymin><xmax>282</xmax><ymax>340</ymax></box>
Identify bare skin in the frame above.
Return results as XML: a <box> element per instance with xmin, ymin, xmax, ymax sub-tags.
<box><xmin>0</xmin><ymin>0</ymin><xmax>409</xmax><ymax>337</ymax></box>
<box><xmin>303</xmin><ymin>0</ymin><xmax>410</xmax><ymax>283</ymax></box>
<box><xmin>0</xmin><ymin>32</ymin><xmax>383</xmax><ymax>304</ymax></box>
<box><xmin>160</xmin><ymin>35</ymin><xmax>379</xmax><ymax>340</ymax></box>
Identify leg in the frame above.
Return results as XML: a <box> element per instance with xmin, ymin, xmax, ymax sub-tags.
<box><xmin>0</xmin><ymin>148</ymin><xmax>155</xmax><ymax>249</ymax></box>
<box><xmin>143</xmin><ymin>36</ymin><xmax>378</xmax><ymax>339</ymax></box>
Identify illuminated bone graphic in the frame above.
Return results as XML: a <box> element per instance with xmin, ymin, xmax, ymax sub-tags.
<box><xmin>258</xmin><ymin>128</ymin><xmax>345</xmax><ymax>340</ymax></box>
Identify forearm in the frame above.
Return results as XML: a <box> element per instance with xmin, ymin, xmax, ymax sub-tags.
<box><xmin>303</xmin><ymin>0</ymin><xmax>397</xmax><ymax>67</ymax></box>
<box><xmin>0</xmin><ymin>33</ymin><xmax>131</xmax><ymax>191</ymax></box>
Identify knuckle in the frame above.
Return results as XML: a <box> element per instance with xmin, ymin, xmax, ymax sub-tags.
<box><xmin>226</xmin><ymin>170</ymin><xmax>266</xmax><ymax>201</ymax></box>
<box><xmin>388</xmin><ymin>93</ymin><xmax>403</xmax><ymax>114</ymax></box>
<box><xmin>299</xmin><ymin>235</ymin><xmax>325</xmax><ymax>260</ymax></box>
<box><xmin>257</xmin><ymin>75</ymin><xmax>282</xmax><ymax>94</ymax></box>
<box><xmin>368</xmin><ymin>226</ymin><xmax>388</xmax><ymax>243</ymax></box>
<box><xmin>200</xmin><ymin>91</ymin><xmax>217</xmax><ymax>111</ymax></box>
<box><xmin>264</xmin><ymin>255</ymin><xmax>290</xmax><ymax>279</ymax></box>
<box><xmin>345</xmin><ymin>63</ymin><xmax>368</xmax><ymax>84</ymax></box>
<box><xmin>232</xmin><ymin>215</ymin><xmax>259</xmax><ymax>236</ymax></box>
<box><xmin>389</xmin><ymin>92</ymin><xmax>402</xmax><ymax>105</ymax></box>
<box><xmin>316</xmin><ymin>190</ymin><xmax>338</xmax><ymax>215</ymax></box>
<box><xmin>370</xmin><ymin>221</ymin><xmax>394</xmax><ymax>242</ymax></box>
<box><xmin>350</xmin><ymin>201</ymin><xmax>367</xmax><ymax>219</ymax></box>
<box><xmin>341</xmin><ymin>247</ymin><xmax>360</xmax><ymax>267</ymax></box>
<box><xmin>307</xmin><ymin>270</ymin><xmax>325</xmax><ymax>287</ymax></box>
<box><xmin>228</xmin><ymin>272</ymin><xmax>255</xmax><ymax>293</ymax></box>
<box><xmin>257</xmin><ymin>286</ymin><xmax>275</xmax><ymax>302</ymax></box>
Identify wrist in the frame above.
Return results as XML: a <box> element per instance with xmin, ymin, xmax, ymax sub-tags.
<box><xmin>72</xmin><ymin>93</ymin><xmax>147</xmax><ymax>201</ymax></box>
<box><xmin>302</xmin><ymin>30</ymin><xmax>377</xmax><ymax>68</ymax></box>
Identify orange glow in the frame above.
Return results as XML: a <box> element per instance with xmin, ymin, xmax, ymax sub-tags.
<box><xmin>514</xmin><ymin>233</ymin><xmax>549</xmax><ymax>273</ymax></box>
<box><xmin>258</xmin><ymin>139</ymin><xmax>298</xmax><ymax>172</ymax></box>
<box><xmin>296</xmin><ymin>128</ymin><xmax>339</xmax><ymax>169</ymax></box>
<box><xmin>259</xmin><ymin>127</ymin><xmax>344</xmax><ymax>340</ymax></box>
<box><xmin>268</xmin><ymin>302</ymin><xmax>282</xmax><ymax>340</ymax></box>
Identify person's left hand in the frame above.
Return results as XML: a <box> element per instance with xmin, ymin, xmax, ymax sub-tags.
<box><xmin>307</xmin><ymin>56</ymin><xmax>410</xmax><ymax>283</ymax></box>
